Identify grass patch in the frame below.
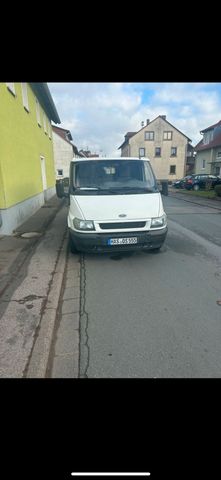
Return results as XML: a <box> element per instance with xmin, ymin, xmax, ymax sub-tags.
<box><xmin>183</xmin><ymin>190</ymin><xmax>216</xmax><ymax>198</ymax></box>
<box><xmin>171</xmin><ymin>188</ymin><xmax>217</xmax><ymax>199</ymax></box>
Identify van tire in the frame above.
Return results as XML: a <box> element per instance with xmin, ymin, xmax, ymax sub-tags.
<box><xmin>69</xmin><ymin>233</ymin><xmax>78</xmax><ymax>254</ymax></box>
<box><xmin>151</xmin><ymin>247</ymin><xmax>161</xmax><ymax>253</ymax></box>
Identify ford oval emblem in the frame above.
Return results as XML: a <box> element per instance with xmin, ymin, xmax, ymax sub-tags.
<box><xmin>118</xmin><ymin>214</ymin><xmax>127</xmax><ymax>218</ymax></box>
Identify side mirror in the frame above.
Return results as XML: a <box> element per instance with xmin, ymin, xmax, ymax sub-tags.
<box><xmin>63</xmin><ymin>177</ymin><xmax>70</xmax><ymax>196</ymax></box>
<box><xmin>161</xmin><ymin>180</ymin><xmax>168</xmax><ymax>196</ymax></box>
<box><xmin>56</xmin><ymin>179</ymin><xmax>69</xmax><ymax>198</ymax></box>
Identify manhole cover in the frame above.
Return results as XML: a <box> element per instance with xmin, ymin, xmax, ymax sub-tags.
<box><xmin>21</xmin><ymin>232</ymin><xmax>42</xmax><ymax>238</ymax></box>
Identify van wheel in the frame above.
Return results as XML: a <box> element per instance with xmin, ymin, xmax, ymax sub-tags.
<box><xmin>151</xmin><ymin>247</ymin><xmax>161</xmax><ymax>253</ymax></box>
<box><xmin>69</xmin><ymin>233</ymin><xmax>78</xmax><ymax>254</ymax></box>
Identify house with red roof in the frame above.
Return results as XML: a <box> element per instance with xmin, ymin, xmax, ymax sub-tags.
<box><xmin>195</xmin><ymin>120</ymin><xmax>221</xmax><ymax>176</ymax></box>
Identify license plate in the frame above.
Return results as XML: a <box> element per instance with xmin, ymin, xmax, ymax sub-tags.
<box><xmin>107</xmin><ymin>237</ymin><xmax>138</xmax><ymax>245</ymax></box>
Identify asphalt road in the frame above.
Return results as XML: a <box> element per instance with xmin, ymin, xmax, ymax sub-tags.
<box><xmin>79</xmin><ymin>195</ymin><xmax>221</xmax><ymax>378</ymax></box>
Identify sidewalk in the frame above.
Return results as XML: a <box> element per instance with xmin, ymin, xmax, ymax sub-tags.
<box><xmin>0</xmin><ymin>195</ymin><xmax>65</xmax><ymax>295</ymax></box>
<box><xmin>0</xmin><ymin>195</ymin><xmax>68</xmax><ymax>378</ymax></box>
<box><xmin>168</xmin><ymin>188</ymin><xmax>221</xmax><ymax>211</ymax></box>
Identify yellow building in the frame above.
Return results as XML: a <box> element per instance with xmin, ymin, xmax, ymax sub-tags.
<box><xmin>0</xmin><ymin>82</ymin><xmax>60</xmax><ymax>234</ymax></box>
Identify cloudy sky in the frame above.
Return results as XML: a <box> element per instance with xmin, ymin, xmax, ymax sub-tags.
<box><xmin>48</xmin><ymin>83</ymin><xmax>221</xmax><ymax>157</ymax></box>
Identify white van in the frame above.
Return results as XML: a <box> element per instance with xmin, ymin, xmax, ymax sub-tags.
<box><xmin>60</xmin><ymin>157</ymin><xmax>167</xmax><ymax>253</ymax></box>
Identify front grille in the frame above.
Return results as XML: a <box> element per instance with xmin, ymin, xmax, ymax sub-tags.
<box><xmin>99</xmin><ymin>222</ymin><xmax>146</xmax><ymax>230</ymax></box>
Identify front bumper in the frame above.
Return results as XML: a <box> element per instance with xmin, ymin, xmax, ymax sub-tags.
<box><xmin>69</xmin><ymin>227</ymin><xmax>168</xmax><ymax>253</ymax></box>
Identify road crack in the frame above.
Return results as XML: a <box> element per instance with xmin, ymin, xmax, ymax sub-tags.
<box><xmin>79</xmin><ymin>253</ymin><xmax>90</xmax><ymax>378</ymax></box>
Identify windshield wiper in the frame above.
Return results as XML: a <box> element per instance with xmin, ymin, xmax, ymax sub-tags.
<box><xmin>113</xmin><ymin>187</ymin><xmax>156</xmax><ymax>193</ymax></box>
<box><xmin>74</xmin><ymin>186</ymin><xmax>157</xmax><ymax>194</ymax></box>
<box><xmin>76</xmin><ymin>186</ymin><xmax>120</xmax><ymax>194</ymax></box>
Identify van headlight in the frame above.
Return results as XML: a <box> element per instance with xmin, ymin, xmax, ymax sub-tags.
<box><xmin>73</xmin><ymin>218</ymin><xmax>95</xmax><ymax>231</ymax></box>
<box><xmin>150</xmin><ymin>214</ymin><xmax>167</xmax><ymax>228</ymax></box>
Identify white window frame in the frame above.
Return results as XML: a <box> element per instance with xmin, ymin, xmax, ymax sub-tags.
<box><xmin>139</xmin><ymin>147</ymin><xmax>145</xmax><ymax>158</ymax></box>
<box><xmin>43</xmin><ymin>113</ymin><xmax>47</xmax><ymax>133</ymax></box>
<box><xmin>36</xmin><ymin>98</ymin><xmax>41</xmax><ymax>125</ymax></box>
<box><xmin>217</xmin><ymin>151</ymin><xmax>221</xmax><ymax>158</ymax></box>
<box><xmin>171</xmin><ymin>147</ymin><xmax>177</xmax><ymax>156</ymax></box>
<box><xmin>163</xmin><ymin>131</ymin><xmax>172</xmax><ymax>140</ymax></box>
<box><xmin>6</xmin><ymin>82</ymin><xmax>16</xmax><ymax>95</ymax></box>
<box><xmin>40</xmin><ymin>156</ymin><xmax>47</xmax><ymax>191</ymax></box>
<box><xmin>145</xmin><ymin>131</ymin><xmax>154</xmax><ymax>141</ymax></box>
<box><xmin>202</xmin><ymin>159</ymin><xmax>206</xmax><ymax>169</ymax></box>
<box><xmin>48</xmin><ymin>122</ymin><xmax>51</xmax><ymax>139</ymax></box>
<box><xmin>21</xmin><ymin>83</ymin><xmax>29</xmax><ymax>111</ymax></box>
<box><xmin>46</xmin><ymin>118</ymin><xmax>50</xmax><ymax>137</ymax></box>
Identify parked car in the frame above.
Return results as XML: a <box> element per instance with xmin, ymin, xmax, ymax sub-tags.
<box><xmin>172</xmin><ymin>176</ymin><xmax>192</xmax><ymax>188</ymax></box>
<box><xmin>184</xmin><ymin>174</ymin><xmax>221</xmax><ymax>191</ymax></box>
<box><xmin>56</xmin><ymin>157</ymin><xmax>168</xmax><ymax>253</ymax></box>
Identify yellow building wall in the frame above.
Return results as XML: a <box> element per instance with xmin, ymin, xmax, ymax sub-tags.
<box><xmin>0</xmin><ymin>162</ymin><xmax>5</xmax><ymax>207</ymax></box>
<box><xmin>0</xmin><ymin>83</ymin><xmax>55</xmax><ymax>209</ymax></box>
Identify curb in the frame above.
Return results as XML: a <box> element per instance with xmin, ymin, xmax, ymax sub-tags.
<box><xmin>168</xmin><ymin>191</ymin><xmax>221</xmax><ymax>211</ymax></box>
<box><xmin>25</xmin><ymin>230</ymin><xmax>68</xmax><ymax>378</ymax></box>
<box><xmin>46</xmin><ymin>251</ymin><xmax>81</xmax><ymax>378</ymax></box>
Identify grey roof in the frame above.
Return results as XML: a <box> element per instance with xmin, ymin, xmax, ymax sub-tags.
<box><xmin>118</xmin><ymin>132</ymin><xmax>136</xmax><ymax>150</ymax></box>
<box><xmin>30</xmin><ymin>83</ymin><xmax>60</xmax><ymax>124</ymax></box>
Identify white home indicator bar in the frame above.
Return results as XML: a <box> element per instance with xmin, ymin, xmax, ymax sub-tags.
<box><xmin>71</xmin><ymin>474</ymin><xmax>151</xmax><ymax>477</ymax></box>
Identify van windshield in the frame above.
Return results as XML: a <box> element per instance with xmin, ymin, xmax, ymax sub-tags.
<box><xmin>71</xmin><ymin>160</ymin><xmax>158</xmax><ymax>195</ymax></box>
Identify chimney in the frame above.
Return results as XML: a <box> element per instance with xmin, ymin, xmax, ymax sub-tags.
<box><xmin>146</xmin><ymin>119</ymin><xmax>150</xmax><ymax>125</ymax></box>
<box><xmin>141</xmin><ymin>121</ymin><xmax>144</xmax><ymax>127</ymax></box>
<box><xmin>160</xmin><ymin>115</ymin><xmax>166</xmax><ymax>120</ymax></box>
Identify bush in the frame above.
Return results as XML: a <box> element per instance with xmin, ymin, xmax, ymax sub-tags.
<box><xmin>214</xmin><ymin>185</ymin><xmax>221</xmax><ymax>197</ymax></box>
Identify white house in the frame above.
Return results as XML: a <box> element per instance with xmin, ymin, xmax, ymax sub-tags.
<box><xmin>52</xmin><ymin>125</ymin><xmax>79</xmax><ymax>179</ymax></box>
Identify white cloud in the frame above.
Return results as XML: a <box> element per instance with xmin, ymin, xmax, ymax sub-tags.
<box><xmin>48</xmin><ymin>82</ymin><xmax>221</xmax><ymax>155</ymax></box>
<box><xmin>49</xmin><ymin>83</ymin><xmax>143</xmax><ymax>156</ymax></box>
<box><xmin>143</xmin><ymin>83</ymin><xmax>221</xmax><ymax>144</ymax></box>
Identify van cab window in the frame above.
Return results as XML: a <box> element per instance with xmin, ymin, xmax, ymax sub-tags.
<box><xmin>71</xmin><ymin>159</ymin><xmax>158</xmax><ymax>195</ymax></box>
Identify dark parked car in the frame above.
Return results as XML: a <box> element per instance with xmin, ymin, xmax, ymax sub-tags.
<box><xmin>184</xmin><ymin>174</ymin><xmax>221</xmax><ymax>191</ymax></box>
<box><xmin>172</xmin><ymin>176</ymin><xmax>192</xmax><ymax>188</ymax></box>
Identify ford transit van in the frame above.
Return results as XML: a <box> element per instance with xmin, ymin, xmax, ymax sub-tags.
<box><xmin>60</xmin><ymin>157</ymin><xmax>167</xmax><ymax>253</ymax></box>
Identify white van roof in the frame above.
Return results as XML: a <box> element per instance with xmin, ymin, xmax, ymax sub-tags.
<box><xmin>71</xmin><ymin>157</ymin><xmax>150</xmax><ymax>163</ymax></box>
